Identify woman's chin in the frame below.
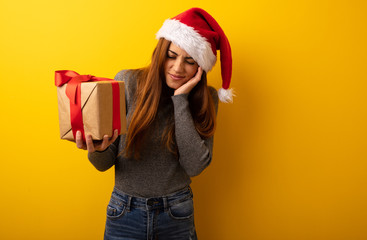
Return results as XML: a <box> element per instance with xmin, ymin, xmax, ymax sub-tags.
<box><xmin>165</xmin><ymin>81</ymin><xmax>182</xmax><ymax>90</ymax></box>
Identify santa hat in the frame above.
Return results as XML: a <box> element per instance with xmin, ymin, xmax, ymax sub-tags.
<box><xmin>156</xmin><ymin>8</ymin><xmax>234</xmax><ymax>103</ymax></box>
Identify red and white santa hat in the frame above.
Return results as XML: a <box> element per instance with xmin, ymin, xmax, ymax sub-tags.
<box><xmin>156</xmin><ymin>8</ymin><xmax>234</xmax><ymax>103</ymax></box>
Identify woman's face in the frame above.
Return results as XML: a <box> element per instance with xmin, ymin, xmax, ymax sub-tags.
<box><xmin>164</xmin><ymin>43</ymin><xmax>199</xmax><ymax>90</ymax></box>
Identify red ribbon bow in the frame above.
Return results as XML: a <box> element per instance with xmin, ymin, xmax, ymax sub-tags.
<box><xmin>55</xmin><ymin>70</ymin><xmax>121</xmax><ymax>141</ymax></box>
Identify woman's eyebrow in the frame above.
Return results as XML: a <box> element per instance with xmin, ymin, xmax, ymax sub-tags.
<box><xmin>168</xmin><ymin>50</ymin><xmax>178</xmax><ymax>55</ymax></box>
<box><xmin>168</xmin><ymin>50</ymin><xmax>193</xmax><ymax>59</ymax></box>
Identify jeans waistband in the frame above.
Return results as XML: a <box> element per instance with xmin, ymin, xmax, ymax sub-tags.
<box><xmin>111</xmin><ymin>186</ymin><xmax>193</xmax><ymax>211</ymax></box>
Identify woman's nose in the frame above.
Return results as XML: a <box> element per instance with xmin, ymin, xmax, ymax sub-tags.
<box><xmin>172</xmin><ymin>59</ymin><xmax>184</xmax><ymax>73</ymax></box>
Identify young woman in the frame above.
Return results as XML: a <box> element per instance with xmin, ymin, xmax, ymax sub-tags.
<box><xmin>76</xmin><ymin>8</ymin><xmax>233</xmax><ymax>240</ymax></box>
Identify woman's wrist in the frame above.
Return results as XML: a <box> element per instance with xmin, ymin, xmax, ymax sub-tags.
<box><xmin>172</xmin><ymin>93</ymin><xmax>189</xmax><ymax>99</ymax></box>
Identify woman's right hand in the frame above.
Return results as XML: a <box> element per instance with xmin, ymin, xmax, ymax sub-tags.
<box><xmin>76</xmin><ymin>130</ymin><xmax>119</xmax><ymax>153</ymax></box>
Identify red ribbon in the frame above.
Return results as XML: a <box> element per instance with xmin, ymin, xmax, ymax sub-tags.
<box><xmin>55</xmin><ymin>70</ymin><xmax>121</xmax><ymax>141</ymax></box>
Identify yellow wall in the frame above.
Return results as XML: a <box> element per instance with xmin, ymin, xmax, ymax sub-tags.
<box><xmin>1</xmin><ymin>0</ymin><xmax>366</xmax><ymax>239</ymax></box>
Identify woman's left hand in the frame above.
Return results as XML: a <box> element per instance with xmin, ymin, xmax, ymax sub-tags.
<box><xmin>174</xmin><ymin>67</ymin><xmax>203</xmax><ymax>96</ymax></box>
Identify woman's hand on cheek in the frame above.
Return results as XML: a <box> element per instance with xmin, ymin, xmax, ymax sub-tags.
<box><xmin>174</xmin><ymin>67</ymin><xmax>203</xmax><ymax>96</ymax></box>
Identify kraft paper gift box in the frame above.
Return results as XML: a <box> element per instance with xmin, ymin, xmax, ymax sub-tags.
<box><xmin>56</xmin><ymin>71</ymin><xmax>126</xmax><ymax>141</ymax></box>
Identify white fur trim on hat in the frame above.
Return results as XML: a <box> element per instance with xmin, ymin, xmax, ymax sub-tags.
<box><xmin>156</xmin><ymin>19</ymin><xmax>217</xmax><ymax>72</ymax></box>
<box><xmin>218</xmin><ymin>88</ymin><xmax>234</xmax><ymax>103</ymax></box>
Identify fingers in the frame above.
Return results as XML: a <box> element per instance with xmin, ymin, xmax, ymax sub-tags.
<box><xmin>186</xmin><ymin>67</ymin><xmax>203</xmax><ymax>86</ymax></box>
<box><xmin>85</xmin><ymin>134</ymin><xmax>95</xmax><ymax>153</ymax></box>
<box><xmin>76</xmin><ymin>130</ymin><xmax>119</xmax><ymax>153</ymax></box>
<box><xmin>193</xmin><ymin>67</ymin><xmax>203</xmax><ymax>82</ymax></box>
<box><xmin>76</xmin><ymin>131</ymin><xmax>87</xmax><ymax>150</ymax></box>
<box><xmin>99</xmin><ymin>134</ymin><xmax>111</xmax><ymax>151</ymax></box>
<box><xmin>174</xmin><ymin>67</ymin><xmax>203</xmax><ymax>96</ymax></box>
<box><xmin>94</xmin><ymin>129</ymin><xmax>119</xmax><ymax>152</ymax></box>
<box><xmin>111</xmin><ymin>129</ymin><xmax>119</xmax><ymax>142</ymax></box>
<box><xmin>100</xmin><ymin>130</ymin><xmax>118</xmax><ymax>149</ymax></box>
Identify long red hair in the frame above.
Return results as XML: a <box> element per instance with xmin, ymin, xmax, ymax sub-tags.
<box><xmin>122</xmin><ymin>38</ymin><xmax>217</xmax><ymax>158</ymax></box>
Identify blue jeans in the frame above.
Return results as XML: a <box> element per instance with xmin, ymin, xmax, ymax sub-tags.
<box><xmin>104</xmin><ymin>186</ymin><xmax>197</xmax><ymax>240</ymax></box>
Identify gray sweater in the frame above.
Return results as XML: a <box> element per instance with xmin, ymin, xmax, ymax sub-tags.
<box><xmin>88</xmin><ymin>70</ymin><xmax>219</xmax><ymax>197</ymax></box>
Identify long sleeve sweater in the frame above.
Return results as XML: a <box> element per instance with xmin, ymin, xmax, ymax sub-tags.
<box><xmin>88</xmin><ymin>70</ymin><xmax>219</xmax><ymax>197</ymax></box>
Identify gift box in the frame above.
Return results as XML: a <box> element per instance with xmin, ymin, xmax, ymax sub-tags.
<box><xmin>55</xmin><ymin>70</ymin><xmax>126</xmax><ymax>141</ymax></box>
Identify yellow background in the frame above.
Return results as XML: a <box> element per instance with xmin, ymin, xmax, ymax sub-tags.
<box><xmin>1</xmin><ymin>0</ymin><xmax>366</xmax><ymax>239</ymax></box>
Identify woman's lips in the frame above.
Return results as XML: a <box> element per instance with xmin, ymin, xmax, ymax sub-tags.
<box><xmin>169</xmin><ymin>73</ymin><xmax>185</xmax><ymax>80</ymax></box>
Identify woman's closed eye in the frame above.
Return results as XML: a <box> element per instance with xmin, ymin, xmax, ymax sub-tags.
<box><xmin>167</xmin><ymin>51</ymin><xmax>196</xmax><ymax>65</ymax></box>
<box><xmin>185</xmin><ymin>59</ymin><xmax>196</xmax><ymax>65</ymax></box>
<box><xmin>167</xmin><ymin>50</ymin><xmax>177</xmax><ymax>59</ymax></box>
<box><xmin>168</xmin><ymin>56</ymin><xmax>195</xmax><ymax>65</ymax></box>
<box><xmin>167</xmin><ymin>52</ymin><xmax>175</xmax><ymax>59</ymax></box>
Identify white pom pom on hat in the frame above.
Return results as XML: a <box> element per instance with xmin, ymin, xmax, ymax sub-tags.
<box><xmin>156</xmin><ymin>8</ymin><xmax>234</xmax><ymax>103</ymax></box>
